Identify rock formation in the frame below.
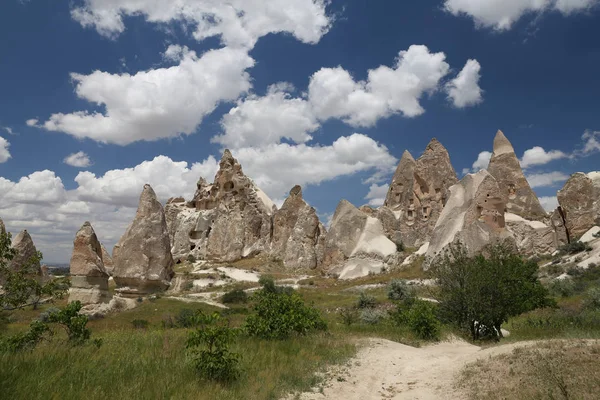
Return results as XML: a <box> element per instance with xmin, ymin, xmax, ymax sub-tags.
<box><xmin>8</xmin><ymin>230</ymin><xmax>41</xmax><ymax>273</ymax></box>
<box><xmin>557</xmin><ymin>172</ymin><xmax>600</xmax><ymax>240</ymax></box>
<box><xmin>69</xmin><ymin>222</ymin><xmax>110</xmax><ymax>304</ymax></box>
<box><xmin>487</xmin><ymin>130</ymin><xmax>547</xmax><ymax>220</ymax></box>
<box><xmin>549</xmin><ymin>207</ymin><xmax>569</xmax><ymax>246</ymax></box>
<box><xmin>505</xmin><ymin>213</ymin><xmax>557</xmax><ymax>256</ymax></box>
<box><xmin>166</xmin><ymin>150</ymin><xmax>275</xmax><ymax>264</ymax></box>
<box><xmin>100</xmin><ymin>243</ymin><xmax>114</xmax><ymax>276</ymax></box>
<box><xmin>383</xmin><ymin>139</ymin><xmax>458</xmax><ymax>247</ymax></box>
<box><xmin>323</xmin><ymin>200</ymin><xmax>397</xmax><ymax>279</ymax></box>
<box><xmin>271</xmin><ymin>185</ymin><xmax>326</xmax><ymax>269</ymax></box>
<box><xmin>425</xmin><ymin>170</ymin><xmax>513</xmax><ymax>267</ymax></box>
<box><xmin>113</xmin><ymin>184</ymin><xmax>174</xmax><ymax>296</ymax></box>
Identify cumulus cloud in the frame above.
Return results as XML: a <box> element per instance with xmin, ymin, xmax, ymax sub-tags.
<box><xmin>365</xmin><ymin>184</ymin><xmax>389</xmax><ymax>207</ymax></box>
<box><xmin>39</xmin><ymin>47</ymin><xmax>254</xmax><ymax>145</ymax></box>
<box><xmin>520</xmin><ymin>146</ymin><xmax>569</xmax><ymax>168</ymax></box>
<box><xmin>525</xmin><ymin>171</ymin><xmax>570</xmax><ymax>188</ymax></box>
<box><xmin>63</xmin><ymin>151</ymin><xmax>92</xmax><ymax>168</ymax></box>
<box><xmin>444</xmin><ymin>0</ymin><xmax>598</xmax><ymax>31</ymax></box>
<box><xmin>539</xmin><ymin>196</ymin><xmax>559</xmax><ymax>212</ymax></box>
<box><xmin>462</xmin><ymin>151</ymin><xmax>492</xmax><ymax>174</ymax></box>
<box><xmin>446</xmin><ymin>59</ymin><xmax>483</xmax><ymax>108</ymax></box>
<box><xmin>0</xmin><ymin>137</ymin><xmax>11</xmax><ymax>163</ymax></box>
<box><xmin>0</xmin><ymin>170</ymin><xmax>67</xmax><ymax>205</ymax></box>
<box><xmin>26</xmin><ymin>119</ymin><xmax>39</xmax><ymax>127</ymax></box>
<box><xmin>213</xmin><ymin>83</ymin><xmax>319</xmax><ymax>148</ymax></box>
<box><xmin>577</xmin><ymin>130</ymin><xmax>600</xmax><ymax>155</ymax></box>
<box><xmin>70</xmin><ymin>0</ymin><xmax>332</xmax><ymax>48</ymax></box>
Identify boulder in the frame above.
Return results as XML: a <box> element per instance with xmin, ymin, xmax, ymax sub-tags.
<box><xmin>487</xmin><ymin>130</ymin><xmax>547</xmax><ymax>220</ymax></box>
<box><xmin>69</xmin><ymin>222</ymin><xmax>110</xmax><ymax>304</ymax></box>
<box><xmin>100</xmin><ymin>243</ymin><xmax>114</xmax><ymax>276</ymax></box>
<box><xmin>113</xmin><ymin>184</ymin><xmax>174</xmax><ymax>296</ymax></box>
<box><xmin>549</xmin><ymin>207</ymin><xmax>570</xmax><ymax>247</ymax></box>
<box><xmin>8</xmin><ymin>230</ymin><xmax>41</xmax><ymax>274</ymax></box>
<box><xmin>271</xmin><ymin>185</ymin><xmax>326</xmax><ymax>269</ymax></box>
<box><xmin>425</xmin><ymin>170</ymin><xmax>514</xmax><ymax>267</ymax></box>
<box><xmin>557</xmin><ymin>172</ymin><xmax>600</xmax><ymax>240</ymax></box>
<box><xmin>323</xmin><ymin>200</ymin><xmax>397</xmax><ymax>279</ymax></box>
<box><xmin>383</xmin><ymin>139</ymin><xmax>458</xmax><ymax>247</ymax></box>
<box><xmin>505</xmin><ymin>213</ymin><xmax>557</xmax><ymax>256</ymax></box>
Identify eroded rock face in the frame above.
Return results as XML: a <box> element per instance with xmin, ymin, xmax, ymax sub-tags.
<box><xmin>100</xmin><ymin>243</ymin><xmax>114</xmax><ymax>276</ymax></box>
<box><xmin>505</xmin><ymin>213</ymin><xmax>557</xmax><ymax>256</ymax></box>
<box><xmin>271</xmin><ymin>186</ymin><xmax>326</xmax><ymax>269</ymax></box>
<box><xmin>8</xmin><ymin>230</ymin><xmax>41</xmax><ymax>273</ymax></box>
<box><xmin>425</xmin><ymin>170</ymin><xmax>513</xmax><ymax>267</ymax></box>
<box><xmin>69</xmin><ymin>222</ymin><xmax>110</xmax><ymax>304</ymax></box>
<box><xmin>113</xmin><ymin>184</ymin><xmax>174</xmax><ymax>296</ymax></box>
<box><xmin>383</xmin><ymin>139</ymin><xmax>458</xmax><ymax>247</ymax></box>
<box><xmin>487</xmin><ymin>130</ymin><xmax>547</xmax><ymax>220</ymax></box>
<box><xmin>323</xmin><ymin>200</ymin><xmax>397</xmax><ymax>278</ymax></box>
<box><xmin>557</xmin><ymin>172</ymin><xmax>600</xmax><ymax>240</ymax></box>
<box><xmin>549</xmin><ymin>207</ymin><xmax>569</xmax><ymax>246</ymax></box>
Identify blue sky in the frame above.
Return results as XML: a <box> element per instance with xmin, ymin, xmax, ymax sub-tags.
<box><xmin>0</xmin><ymin>0</ymin><xmax>599</xmax><ymax>262</ymax></box>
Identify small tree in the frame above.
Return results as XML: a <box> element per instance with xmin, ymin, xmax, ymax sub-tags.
<box><xmin>46</xmin><ymin>301</ymin><xmax>91</xmax><ymax>344</ymax></box>
<box><xmin>431</xmin><ymin>241</ymin><xmax>553</xmax><ymax>340</ymax></box>
<box><xmin>387</xmin><ymin>279</ymin><xmax>416</xmax><ymax>302</ymax></box>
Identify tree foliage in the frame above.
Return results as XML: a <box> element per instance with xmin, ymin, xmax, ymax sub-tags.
<box><xmin>430</xmin><ymin>241</ymin><xmax>553</xmax><ymax>340</ymax></box>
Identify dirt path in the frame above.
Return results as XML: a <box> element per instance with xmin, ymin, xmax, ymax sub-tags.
<box><xmin>289</xmin><ymin>337</ymin><xmax>536</xmax><ymax>400</ymax></box>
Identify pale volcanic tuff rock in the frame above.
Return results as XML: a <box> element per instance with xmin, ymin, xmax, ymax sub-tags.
<box><xmin>69</xmin><ymin>222</ymin><xmax>110</xmax><ymax>304</ymax></box>
<box><xmin>100</xmin><ymin>243</ymin><xmax>114</xmax><ymax>276</ymax></box>
<box><xmin>383</xmin><ymin>139</ymin><xmax>458</xmax><ymax>248</ymax></box>
<box><xmin>323</xmin><ymin>200</ymin><xmax>397</xmax><ymax>279</ymax></box>
<box><xmin>113</xmin><ymin>184</ymin><xmax>174</xmax><ymax>296</ymax></box>
<box><xmin>505</xmin><ymin>213</ymin><xmax>557</xmax><ymax>256</ymax></box>
<box><xmin>271</xmin><ymin>185</ymin><xmax>326</xmax><ymax>269</ymax></box>
<box><xmin>8</xmin><ymin>230</ymin><xmax>41</xmax><ymax>274</ymax></box>
<box><xmin>487</xmin><ymin>130</ymin><xmax>547</xmax><ymax>221</ymax></box>
<box><xmin>557</xmin><ymin>172</ymin><xmax>600</xmax><ymax>240</ymax></box>
<box><xmin>425</xmin><ymin>170</ymin><xmax>514</xmax><ymax>267</ymax></box>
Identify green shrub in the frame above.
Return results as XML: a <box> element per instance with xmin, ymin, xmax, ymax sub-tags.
<box><xmin>132</xmin><ymin>319</ymin><xmax>150</xmax><ymax>329</ymax></box>
<box><xmin>396</xmin><ymin>241</ymin><xmax>405</xmax><ymax>253</ymax></box>
<box><xmin>584</xmin><ymin>287</ymin><xmax>600</xmax><ymax>310</ymax></box>
<box><xmin>37</xmin><ymin>307</ymin><xmax>61</xmax><ymax>322</ymax></box>
<box><xmin>357</xmin><ymin>292</ymin><xmax>377</xmax><ymax>309</ymax></box>
<box><xmin>187</xmin><ymin>254</ymin><xmax>196</xmax><ymax>263</ymax></box>
<box><xmin>176</xmin><ymin>308</ymin><xmax>203</xmax><ymax>328</ymax></box>
<box><xmin>338</xmin><ymin>307</ymin><xmax>359</xmax><ymax>326</ymax></box>
<box><xmin>593</xmin><ymin>231</ymin><xmax>600</xmax><ymax>239</ymax></box>
<box><xmin>0</xmin><ymin>320</ymin><xmax>50</xmax><ymax>352</ymax></box>
<box><xmin>221</xmin><ymin>289</ymin><xmax>248</xmax><ymax>304</ymax></box>
<box><xmin>186</xmin><ymin>313</ymin><xmax>240</xmax><ymax>382</ymax></box>
<box><xmin>387</xmin><ymin>279</ymin><xmax>415</xmax><ymax>301</ymax></box>
<box><xmin>360</xmin><ymin>308</ymin><xmax>387</xmax><ymax>325</ymax></box>
<box><xmin>46</xmin><ymin>301</ymin><xmax>91</xmax><ymax>344</ymax></box>
<box><xmin>559</xmin><ymin>241</ymin><xmax>592</xmax><ymax>255</ymax></box>
<box><xmin>183</xmin><ymin>281</ymin><xmax>194</xmax><ymax>291</ymax></box>
<box><xmin>245</xmin><ymin>282</ymin><xmax>326</xmax><ymax>339</ymax></box>
<box><xmin>549</xmin><ymin>279</ymin><xmax>575</xmax><ymax>298</ymax></box>
<box><xmin>406</xmin><ymin>300</ymin><xmax>440</xmax><ymax>340</ymax></box>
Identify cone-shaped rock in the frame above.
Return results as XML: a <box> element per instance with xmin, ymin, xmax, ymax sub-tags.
<box><xmin>69</xmin><ymin>222</ymin><xmax>110</xmax><ymax>304</ymax></box>
<box><xmin>271</xmin><ymin>185</ymin><xmax>326</xmax><ymax>269</ymax></box>
<box><xmin>113</xmin><ymin>184</ymin><xmax>174</xmax><ymax>296</ymax></box>
<box><xmin>487</xmin><ymin>130</ymin><xmax>546</xmax><ymax>220</ymax></box>
<box><xmin>383</xmin><ymin>139</ymin><xmax>458</xmax><ymax>247</ymax></box>
<box><xmin>557</xmin><ymin>172</ymin><xmax>600</xmax><ymax>239</ymax></box>
<box><xmin>425</xmin><ymin>170</ymin><xmax>514</xmax><ymax>267</ymax></box>
<box><xmin>100</xmin><ymin>243</ymin><xmax>114</xmax><ymax>276</ymax></box>
<box><xmin>8</xmin><ymin>230</ymin><xmax>41</xmax><ymax>273</ymax></box>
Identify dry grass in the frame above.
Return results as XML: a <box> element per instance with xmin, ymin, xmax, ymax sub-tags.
<box><xmin>458</xmin><ymin>340</ymin><xmax>600</xmax><ymax>400</ymax></box>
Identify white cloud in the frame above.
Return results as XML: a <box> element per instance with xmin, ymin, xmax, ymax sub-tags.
<box><xmin>444</xmin><ymin>0</ymin><xmax>598</xmax><ymax>31</ymax></box>
<box><xmin>308</xmin><ymin>45</ymin><xmax>453</xmax><ymax>126</ymax></box>
<box><xmin>520</xmin><ymin>146</ymin><xmax>568</xmax><ymax>168</ymax></box>
<box><xmin>213</xmin><ymin>83</ymin><xmax>319</xmax><ymax>148</ymax></box>
<box><xmin>526</xmin><ymin>171</ymin><xmax>570</xmax><ymax>188</ymax></box>
<box><xmin>463</xmin><ymin>151</ymin><xmax>492</xmax><ymax>174</ymax></box>
<box><xmin>2</xmin><ymin>127</ymin><xmax>15</xmax><ymax>135</ymax></box>
<box><xmin>0</xmin><ymin>170</ymin><xmax>67</xmax><ymax>205</ymax></box>
<box><xmin>26</xmin><ymin>119</ymin><xmax>39</xmax><ymax>127</ymax></box>
<box><xmin>365</xmin><ymin>183</ymin><xmax>389</xmax><ymax>207</ymax></box>
<box><xmin>539</xmin><ymin>196</ymin><xmax>559</xmax><ymax>212</ymax></box>
<box><xmin>0</xmin><ymin>137</ymin><xmax>11</xmax><ymax>163</ymax></box>
<box><xmin>578</xmin><ymin>130</ymin><xmax>600</xmax><ymax>155</ymax></box>
<box><xmin>63</xmin><ymin>151</ymin><xmax>92</xmax><ymax>168</ymax></box>
<box><xmin>70</xmin><ymin>0</ymin><xmax>332</xmax><ymax>48</ymax></box>
<box><xmin>446</xmin><ymin>59</ymin><xmax>483</xmax><ymax>108</ymax></box>
<box><xmin>39</xmin><ymin>47</ymin><xmax>254</xmax><ymax>145</ymax></box>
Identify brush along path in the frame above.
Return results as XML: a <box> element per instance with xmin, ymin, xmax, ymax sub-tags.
<box><xmin>289</xmin><ymin>337</ymin><xmax>546</xmax><ymax>400</ymax></box>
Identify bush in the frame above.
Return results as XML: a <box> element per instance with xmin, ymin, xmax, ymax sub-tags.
<box><xmin>357</xmin><ymin>292</ymin><xmax>377</xmax><ymax>309</ymax></box>
<box><xmin>176</xmin><ymin>308</ymin><xmax>203</xmax><ymax>328</ymax></box>
<box><xmin>221</xmin><ymin>289</ymin><xmax>248</xmax><ymax>304</ymax></box>
<box><xmin>187</xmin><ymin>254</ymin><xmax>196</xmax><ymax>263</ymax></box>
<box><xmin>183</xmin><ymin>281</ymin><xmax>194</xmax><ymax>291</ymax></box>
<box><xmin>38</xmin><ymin>307</ymin><xmax>61</xmax><ymax>323</ymax></box>
<box><xmin>559</xmin><ymin>241</ymin><xmax>592</xmax><ymax>255</ymax></box>
<box><xmin>132</xmin><ymin>319</ymin><xmax>150</xmax><ymax>329</ymax></box>
<box><xmin>594</xmin><ymin>231</ymin><xmax>600</xmax><ymax>239</ymax></box>
<box><xmin>406</xmin><ymin>300</ymin><xmax>440</xmax><ymax>340</ymax></box>
<box><xmin>360</xmin><ymin>308</ymin><xmax>387</xmax><ymax>325</ymax></box>
<box><xmin>387</xmin><ymin>279</ymin><xmax>415</xmax><ymax>302</ymax></box>
<box><xmin>584</xmin><ymin>287</ymin><xmax>600</xmax><ymax>310</ymax></box>
<box><xmin>396</xmin><ymin>241</ymin><xmax>405</xmax><ymax>253</ymax></box>
<box><xmin>46</xmin><ymin>301</ymin><xmax>91</xmax><ymax>344</ymax></box>
<box><xmin>186</xmin><ymin>313</ymin><xmax>240</xmax><ymax>382</ymax></box>
<box><xmin>549</xmin><ymin>279</ymin><xmax>575</xmax><ymax>298</ymax></box>
<box><xmin>0</xmin><ymin>320</ymin><xmax>50</xmax><ymax>352</ymax></box>
<box><xmin>245</xmin><ymin>281</ymin><xmax>326</xmax><ymax>339</ymax></box>
<box><xmin>338</xmin><ymin>307</ymin><xmax>359</xmax><ymax>326</ymax></box>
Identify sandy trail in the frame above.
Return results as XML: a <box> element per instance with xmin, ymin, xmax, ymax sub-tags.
<box><xmin>290</xmin><ymin>337</ymin><xmax>536</xmax><ymax>400</ymax></box>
